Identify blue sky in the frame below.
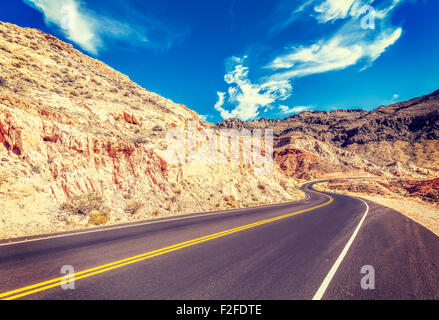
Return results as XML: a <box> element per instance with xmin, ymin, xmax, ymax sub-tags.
<box><xmin>1</xmin><ymin>0</ymin><xmax>438</xmax><ymax>122</ymax></box>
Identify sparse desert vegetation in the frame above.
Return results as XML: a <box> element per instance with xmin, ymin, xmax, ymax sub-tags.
<box><xmin>0</xmin><ymin>170</ymin><xmax>8</xmax><ymax>186</ymax></box>
<box><xmin>59</xmin><ymin>193</ymin><xmax>112</xmax><ymax>226</ymax></box>
<box><xmin>88</xmin><ymin>210</ymin><xmax>110</xmax><ymax>226</ymax></box>
<box><xmin>60</xmin><ymin>193</ymin><xmax>107</xmax><ymax>215</ymax></box>
<box><xmin>125</xmin><ymin>201</ymin><xmax>144</xmax><ymax>215</ymax></box>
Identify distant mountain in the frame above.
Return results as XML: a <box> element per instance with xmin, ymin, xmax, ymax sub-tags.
<box><xmin>218</xmin><ymin>90</ymin><xmax>439</xmax><ymax>146</ymax></box>
<box><xmin>217</xmin><ymin>90</ymin><xmax>439</xmax><ymax>172</ymax></box>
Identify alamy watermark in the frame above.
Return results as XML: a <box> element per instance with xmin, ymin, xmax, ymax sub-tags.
<box><xmin>360</xmin><ymin>5</ymin><xmax>376</xmax><ymax>30</ymax></box>
<box><xmin>165</xmin><ymin>121</ymin><xmax>274</xmax><ymax>175</ymax></box>
<box><xmin>361</xmin><ymin>265</ymin><xmax>375</xmax><ymax>290</ymax></box>
<box><xmin>60</xmin><ymin>265</ymin><xmax>75</xmax><ymax>290</ymax></box>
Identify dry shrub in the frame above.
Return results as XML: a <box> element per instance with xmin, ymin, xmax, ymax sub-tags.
<box><xmin>224</xmin><ymin>195</ymin><xmax>234</xmax><ymax>205</ymax></box>
<box><xmin>88</xmin><ymin>210</ymin><xmax>110</xmax><ymax>226</ymax></box>
<box><xmin>60</xmin><ymin>193</ymin><xmax>106</xmax><ymax>215</ymax></box>
<box><xmin>0</xmin><ymin>171</ymin><xmax>9</xmax><ymax>186</ymax></box>
<box><xmin>125</xmin><ymin>201</ymin><xmax>144</xmax><ymax>215</ymax></box>
<box><xmin>224</xmin><ymin>195</ymin><xmax>239</xmax><ymax>208</ymax></box>
<box><xmin>132</xmin><ymin>137</ymin><xmax>149</xmax><ymax>145</ymax></box>
<box><xmin>0</xmin><ymin>45</ymin><xmax>12</xmax><ymax>53</ymax></box>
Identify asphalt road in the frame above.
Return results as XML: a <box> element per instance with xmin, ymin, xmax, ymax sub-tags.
<box><xmin>0</xmin><ymin>182</ymin><xmax>438</xmax><ymax>300</ymax></box>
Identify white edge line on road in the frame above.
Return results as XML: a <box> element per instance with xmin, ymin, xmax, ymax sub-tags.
<box><xmin>0</xmin><ymin>208</ymin><xmax>256</xmax><ymax>247</ymax></box>
<box><xmin>0</xmin><ymin>191</ymin><xmax>311</xmax><ymax>248</ymax></box>
<box><xmin>312</xmin><ymin>196</ymin><xmax>370</xmax><ymax>300</ymax></box>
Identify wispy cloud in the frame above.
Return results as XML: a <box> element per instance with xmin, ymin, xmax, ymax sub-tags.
<box><xmin>269</xmin><ymin>0</ymin><xmax>315</xmax><ymax>35</ymax></box>
<box><xmin>213</xmin><ymin>0</ymin><xmax>407</xmax><ymax>120</ymax></box>
<box><xmin>279</xmin><ymin>105</ymin><xmax>313</xmax><ymax>114</ymax></box>
<box><xmin>199</xmin><ymin>114</ymin><xmax>212</xmax><ymax>122</ymax></box>
<box><xmin>267</xmin><ymin>0</ymin><xmax>404</xmax><ymax>80</ymax></box>
<box><xmin>24</xmin><ymin>0</ymin><xmax>100</xmax><ymax>53</ymax></box>
<box><xmin>23</xmin><ymin>0</ymin><xmax>187</xmax><ymax>54</ymax></box>
<box><xmin>267</xmin><ymin>26</ymin><xmax>402</xmax><ymax>79</ymax></box>
<box><xmin>214</xmin><ymin>56</ymin><xmax>292</xmax><ymax>121</ymax></box>
<box><xmin>313</xmin><ymin>0</ymin><xmax>359</xmax><ymax>23</ymax></box>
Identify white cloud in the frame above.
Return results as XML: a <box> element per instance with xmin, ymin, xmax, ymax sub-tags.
<box><xmin>313</xmin><ymin>0</ymin><xmax>357</xmax><ymax>23</ymax></box>
<box><xmin>270</xmin><ymin>0</ymin><xmax>316</xmax><ymax>35</ymax></box>
<box><xmin>268</xmin><ymin>26</ymin><xmax>401</xmax><ymax>80</ymax></box>
<box><xmin>214</xmin><ymin>57</ymin><xmax>292</xmax><ymax>121</ymax></box>
<box><xmin>199</xmin><ymin>114</ymin><xmax>212</xmax><ymax>122</ymax></box>
<box><xmin>23</xmin><ymin>0</ymin><xmax>185</xmax><ymax>54</ymax></box>
<box><xmin>268</xmin><ymin>37</ymin><xmax>363</xmax><ymax>78</ymax></box>
<box><xmin>392</xmin><ymin>93</ymin><xmax>399</xmax><ymax>100</ymax></box>
<box><xmin>215</xmin><ymin>0</ymin><xmax>406</xmax><ymax>119</ymax></box>
<box><xmin>312</xmin><ymin>0</ymin><xmax>405</xmax><ymax>23</ymax></box>
<box><xmin>279</xmin><ymin>105</ymin><xmax>312</xmax><ymax>114</ymax></box>
<box><xmin>25</xmin><ymin>0</ymin><xmax>101</xmax><ymax>54</ymax></box>
<box><xmin>267</xmin><ymin>0</ymin><xmax>404</xmax><ymax>80</ymax></box>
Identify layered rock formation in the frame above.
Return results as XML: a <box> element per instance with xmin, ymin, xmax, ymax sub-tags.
<box><xmin>218</xmin><ymin>91</ymin><xmax>439</xmax><ymax>178</ymax></box>
<box><xmin>217</xmin><ymin>90</ymin><xmax>439</xmax><ymax>147</ymax></box>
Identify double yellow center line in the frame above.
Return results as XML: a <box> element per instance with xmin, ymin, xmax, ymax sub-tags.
<box><xmin>1</xmin><ymin>191</ymin><xmax>333</xmax><ymax>300</ymax></box>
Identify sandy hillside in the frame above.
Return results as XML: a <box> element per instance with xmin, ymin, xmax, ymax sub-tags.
<box><xmin>315</xmin><ymin>179</ymin><xmax>439</xmax><ymax>236</ymax></box>
<box><xmin>0</xmin><ymin>21</ymin><xmax>303</xmax><ymax>239</ymax></box>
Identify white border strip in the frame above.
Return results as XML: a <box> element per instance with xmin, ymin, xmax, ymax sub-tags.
<box><xmin>312</xmin><ymin>196</ymin><xmax>370</xmax><ymax>300</ymax></box>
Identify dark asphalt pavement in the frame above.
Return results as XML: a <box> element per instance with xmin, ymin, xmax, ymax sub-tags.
<box><xmin>0</xmin><ymin>182</ymin><xmax>438</xmax><ymax>300</ymax></box>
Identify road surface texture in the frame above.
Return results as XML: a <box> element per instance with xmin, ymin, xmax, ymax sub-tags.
<box><xmin>0</xmin><ymin>182</ymin><xmax>438</xmax><ymax>300</ymax></box>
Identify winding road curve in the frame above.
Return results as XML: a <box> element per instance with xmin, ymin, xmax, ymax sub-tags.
<box><xmin>0</xmin><ymin>182</ymin><xmax>438</xmax><ymax>300</ymax></box>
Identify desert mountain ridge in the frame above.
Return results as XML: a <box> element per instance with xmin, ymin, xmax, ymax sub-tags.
<box><xmin>217</xmin><ymin>89</ymin><xmax>439</xmax><ymax>174</ymax></box>
<box><xmin>217</xmin><ymin>88</ymin><xmax>439</xmax><ymax>146</ymax></box>
<box><xmin>0</xmin><ymin>21</ymin><xmax>437</xmax><ymax>239</ymax></box>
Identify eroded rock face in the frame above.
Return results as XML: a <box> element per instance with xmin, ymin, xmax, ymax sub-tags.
<box><xmin>217</xmin><ymin>91</ymin><xmax>439</xmax><ymax>177</ymax></box>
<box><xmin>0</xmin><ymin>93</ymin><xmax>175</xmax><ymax>236</ymax></box>
<box><xmin>0</xmin><ymin>21</ymin><xmax>303</xmax><ymax>238</ymax></box>
<box><xmin>217</xmin><ymin>92</ymin><xmax>439</xmax><ymax>147</ymax></box>
<box><xmin>399</xmin><ymin>178</ymin><xmax>439</xmax><ymax>204</ymax></box>
<box><xmin>273</xmin><ymin>146</ymin><xmax>321</xmax><ymax>180</ymax></box>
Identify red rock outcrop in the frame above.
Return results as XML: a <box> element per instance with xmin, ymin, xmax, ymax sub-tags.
<box><xmin>273</xmin><ymin>146</ymin><xmax>322</xmax><ymax>179</ymax></box>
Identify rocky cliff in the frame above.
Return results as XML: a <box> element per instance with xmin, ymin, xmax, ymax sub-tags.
<box><xmin>0</xmin><ymin>22</ymin><xmax>302</xmax><ymax>238</ymax></box>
